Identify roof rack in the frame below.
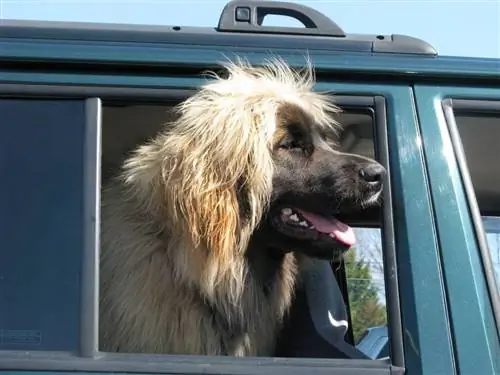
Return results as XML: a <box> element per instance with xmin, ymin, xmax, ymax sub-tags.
<box><xmin>0</xmin><ymin>0</ymin><xmax>437</xmax><ymax>56</ymax></box>
<box><xmin>217</xmin><ymin>0</ymin><xmax>437</xmax><ymax>56</ymax></box>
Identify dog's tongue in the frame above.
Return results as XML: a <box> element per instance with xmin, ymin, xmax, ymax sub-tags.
<box><xmin>296</xmin><ymin>209</ymin><xmax>356</xmax><ymax>247</ymax></box>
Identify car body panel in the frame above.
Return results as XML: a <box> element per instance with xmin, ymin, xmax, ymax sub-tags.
<box><xmin>414</xmin><ymin>85</ymin><xmax>500</xmax><ymax>375</ymax></box>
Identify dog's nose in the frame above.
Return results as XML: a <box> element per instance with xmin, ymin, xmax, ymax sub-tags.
<box><xmin>359</xmin><ymin>163</ymin><xmax>386</xmax><ymax>185</ymax></box>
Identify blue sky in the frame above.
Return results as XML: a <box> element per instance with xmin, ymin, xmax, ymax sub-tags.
<box><xmin>1</xmin><ymin>0</ymin><xmax>499</xmax><ymax>58</ymax></box>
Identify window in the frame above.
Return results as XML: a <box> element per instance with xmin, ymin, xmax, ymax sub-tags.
<box><xmin>348</xmin><ymin>228</ymin><xmax>387</xmax><ymax>346</ymax></box>
<box><xmin>445</xmin><ymin>100</ymin><xmax>500</xmax><ymax>325</ymax></box>
<box><xmin>0</xmin><ymin>89</ymin><xmax>402</xmax><ymax>375</ymax></box>
<box><xmin>452</xmin><ymin>106</ymin><xmax>500</xmax><ymax>291</ymax></box>
<box><xmin>0</xmin><ymin>99</ymin><xmax>87</xmax><ymax>352</ymax></box>
<box><xmin>101</xmin><ymin>101</ymin><xmax>392</xmax><ymax>356</ymax></box>
<box><xmin>333</xmin><ymin>111</ymin><xmax>389</xmax><ymax>358</ymax></box>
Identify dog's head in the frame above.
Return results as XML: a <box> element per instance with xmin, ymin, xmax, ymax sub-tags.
<box><xmin>122</xmin><ymin>58</ymin><xmax>385</xmax><ymax>278</ymax></box>
<box><xmin>261</xmin><ymin>102</ymin><xmax>385</xmax><ymax>261</ymax></box>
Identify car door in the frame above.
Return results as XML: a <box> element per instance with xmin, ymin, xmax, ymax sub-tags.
<box><xmin>414</xmin><ymin>84</ymin><xmax>500</xmax><ymax>375</ymax></box>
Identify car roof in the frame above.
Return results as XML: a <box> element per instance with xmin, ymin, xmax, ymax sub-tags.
<box><xmin>1</xmin><ymin>0</ymin><xmax>499</xmax><ymax>83</ymax></box>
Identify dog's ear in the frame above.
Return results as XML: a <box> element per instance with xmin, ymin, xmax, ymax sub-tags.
<box><xmin>169</xmin><ymin>93</ymin><xmax>275</xmax><ymax>261</ymax></box>
<box><xmin>165</xmin><ymin>157</ymin><xmax>248</xmax><ymax>266</ymax></box>
<box><xmin>121</xmin><ymin>87</ymin><xmax>275</xmax><ymax>272</ymax></box>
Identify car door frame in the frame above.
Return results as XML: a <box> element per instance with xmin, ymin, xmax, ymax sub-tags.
<box><xmin>413</xmin><ymin>84</ymin><xmax>500</xmax><ymax>375</ymax></box>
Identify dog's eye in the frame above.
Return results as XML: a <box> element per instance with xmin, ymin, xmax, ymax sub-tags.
<box><xmin>320</xmin><ymin>131</ymin><xmax>331</xmax><ymax>143</ymax></box>
<box><xmin>278</xmin><ymin>137</ymin><xmax>303</xmax><ymax>150</ymax></box>
<box><xmin>279</xmin><ymin>124</ymin><xmax>306</xmax><ymax>151</ymax></box>
<box><xmin>320</xmin><ymin>131</ymin><xmax>337</xmax><ymax>148</ymax></box>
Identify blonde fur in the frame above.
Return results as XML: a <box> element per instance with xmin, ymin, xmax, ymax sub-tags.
<box><xmin>99</xmin><ymin>57</ymin><xmax>341</xmax><ymax>356</ymax></box>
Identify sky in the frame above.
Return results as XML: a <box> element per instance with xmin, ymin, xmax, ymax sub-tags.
<box><xmin>0</xmin><ymin>0</ymin><xmax>499</xmax><ymax>59</ymax></box>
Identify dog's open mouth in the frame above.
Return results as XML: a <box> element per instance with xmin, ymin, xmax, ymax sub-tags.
<box><xmin>276</xmin><ymin>207</ymin><xmax>356</xmax><ymax>247</ymax></box>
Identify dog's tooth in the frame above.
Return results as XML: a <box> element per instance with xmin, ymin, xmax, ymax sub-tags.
<box><xmin>309</xmin><ymin>225</ymin><xmax>315</xmax><ymax>229</ymax></box>
<box><xmin>282</xmin><ymin>208</ymin><xmax>293</xmax><ymax>216</ymax></box>
<box><xmin>299</xmin><ymin>221</ymin><xmax>309</xmax><ymax>227</ymax></box>
<box><xmin>329</xmin><ymin>233</ymin><xmax>336</xmax><ymax>238</ymax></box>
<box><xmin>289</xmin><ymin>214</ymin><xmax>299</xmax><ymax>222</ymax></box>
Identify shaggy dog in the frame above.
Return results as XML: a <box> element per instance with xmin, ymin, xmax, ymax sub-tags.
<box><xmin>99</xmin><ymin>58</ymin><xmax>386</xmax><ymax>357</ymax></box>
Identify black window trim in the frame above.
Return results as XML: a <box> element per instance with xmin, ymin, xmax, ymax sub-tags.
<box><xmin>374</xmin><ymin>96</ymin><xmax>404</xmax><ymax>368</ymax></box>
<box><xmin>0</xmin><ymin>84</ymin><xmax>404</xmax><ymax>375</ymax></box>
<box><xmin>441</xmin><ymin>98</ymin><xmax>500</xmax><ymax>338</ymax></box>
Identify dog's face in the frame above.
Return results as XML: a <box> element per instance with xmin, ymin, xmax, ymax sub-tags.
<box><xmin>257</xmin><ymin>103</ymin><xmax>386</xmax><ymax>260</ymax></box>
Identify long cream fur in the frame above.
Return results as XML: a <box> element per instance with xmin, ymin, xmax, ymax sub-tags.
<box><xmin>99</xmin><ymin>57</ymin><xmax>341</xmax><ymax>356</ymax></box>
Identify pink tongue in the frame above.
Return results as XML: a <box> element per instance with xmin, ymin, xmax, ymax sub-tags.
<box><xmin>296</xmin><ymin>209</ymin><xmax>356</xmax><ymax>247</ymax></box>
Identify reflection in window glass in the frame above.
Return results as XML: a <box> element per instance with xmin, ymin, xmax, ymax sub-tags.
<box><xmin>345</xmin><ymin>227</ymin><xmax>387</xmax><ymax>344</ymax></box>
<box><xmin>483</xmin><ymin>216</ymin><xmax>500</xmax><ymax>291</ymax></box>
<box><xmin>453</xmin><ymin>111</ymin><xmax>500</xmax><ymax>293</ymax></box>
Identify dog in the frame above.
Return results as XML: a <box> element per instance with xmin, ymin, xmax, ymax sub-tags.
<box><xmin>98</xmin><ymin>58</ymin><xmax>386</xmax><ymax>357</ymax></box>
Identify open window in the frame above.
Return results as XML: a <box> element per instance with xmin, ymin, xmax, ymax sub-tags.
<box><xmin>443</xmin><ymin>99</ymin><xmax>500</xmax><ymax>328</ymax></box>
<box><xmin>0</xmin><ymin>88</ymin><xmax>402</xmax><ymax>375</ymax></box>
<box><xmin>331</xmin><ymin>106</ymin><xmax>390</xmax><ymax>356</ymax></box>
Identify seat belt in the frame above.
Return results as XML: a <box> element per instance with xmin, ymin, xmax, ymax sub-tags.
<box><xmin>274</xmin><ymin>258</ymin><xmax>370</xmax><ymax>359</ymax></box>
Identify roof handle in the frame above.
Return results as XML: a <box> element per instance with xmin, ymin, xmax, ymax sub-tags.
<box><xmin>217</xmin><ymin>0</ymin><xmax>346</xmax><ymax>37</ymax></box>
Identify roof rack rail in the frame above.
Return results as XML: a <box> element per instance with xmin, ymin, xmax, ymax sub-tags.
<box><xmin>0</xmin><ymin>0</ymin><xmax>438</xmax><ymax>56</ymax></box>
<box><xmin>217</xmin><ymin>0</ymin><xmax>437</xmax><ymax>56</ymax></box>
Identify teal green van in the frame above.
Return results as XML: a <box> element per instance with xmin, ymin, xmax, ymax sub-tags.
<box><xmin>0</xmin><ymin>1</ymin><xmax>499</xmax><ymax>374</ymax></box>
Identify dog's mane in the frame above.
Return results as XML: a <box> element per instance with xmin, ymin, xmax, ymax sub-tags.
<box><xmin>203</xmin><ymin>57</ymin><xmax>341</xmax><ymax>132</ymax></box>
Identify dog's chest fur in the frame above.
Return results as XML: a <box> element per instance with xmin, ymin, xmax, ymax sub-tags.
<box><xmin>99</xmin><ymin>187</ymin><xmax>300</xmax><ymax>356</ymax></box>
<box><xmin>211</xmin><ymin>250</ymin><xmax>299</xmax><ymax>356</ymax></box>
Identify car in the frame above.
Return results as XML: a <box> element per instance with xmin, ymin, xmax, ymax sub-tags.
<box><xmin>0</xmin><ymin>0</ymin><xmax>499</xmax><ymax>374</ymax></box>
